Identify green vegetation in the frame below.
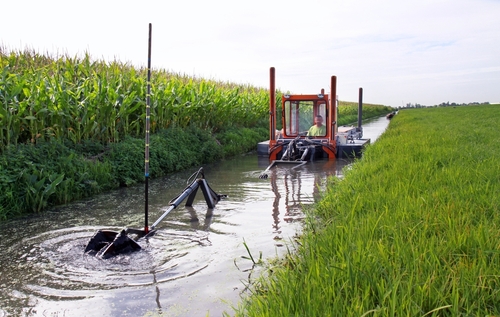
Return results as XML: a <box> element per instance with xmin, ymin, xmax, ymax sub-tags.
<box><xmin>0</xmin><ymin>48</ymin><xmax>269</xmax><ymax>220</ymax></box>
<box><xmin>0</xmin><ymin>126</ymin><xmax>266</xmax><ymax>219</ymax></box>
<box><xmin>337</xmin><ymin>101</ymin><xmax>392</xmax><ymax>125</ymax></box>
<box><xmin>403</xmin><ymin>101</ymin><xmax>491</xmax><ymax>108</ymax></box>
<box><xmin>235</xmin><ymin>105</ymin><xmax>500</xmax><ymax>316</ymax></box>
<box><xmin>0</xmin><ymin>48</ymin><xmax>391</xmax><ymax>221</ymax></box>
<box><xmin>0</xmin><ymin>48</ymin><xmax>269</xmax><ymax>148</ymax></box>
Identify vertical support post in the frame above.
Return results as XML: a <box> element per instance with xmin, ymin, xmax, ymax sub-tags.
<box><xmin>358</xmin><ymin>87</ymin><xmax>363</xmax><ymax>130</ymax></box>
<box><xmin>199</xmin><ymin>179</ymin><xmax>216</xmax><ymax>209</ymax></box>
<box><xmin>330</xmin><ymin>76</ymin><xmax>337</xmax><ymax>140</ymax></box>
<box><xmin>269</xmin><ymin>67</ymin><xmax>276</xmax><ymax>142</ymax></box>
<box><xmin>144</xmin><ymin>23</ymin><xmax>152</xmax><ymax>234</ymax></box>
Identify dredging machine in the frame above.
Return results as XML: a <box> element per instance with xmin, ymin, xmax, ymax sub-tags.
<box><xmin>258</xmin><ymin>67</ymin><xmax>369</xmax><ymax>177</ymax></box>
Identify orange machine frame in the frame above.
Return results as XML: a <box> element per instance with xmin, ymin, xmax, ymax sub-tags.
<box><xmin>268</xmin><ymin>67</ymin><xmax>337</xmax><ymax>160</ymax></box>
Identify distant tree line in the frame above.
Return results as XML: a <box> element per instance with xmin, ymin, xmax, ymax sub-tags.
<box><xmin>398</xmin><ymin>101</ymin><xmax>491</xmax><ymax>109</ymax></box>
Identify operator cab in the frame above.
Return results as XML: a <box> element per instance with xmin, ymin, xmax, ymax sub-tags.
<box><xmin>271</xmin><ymin>91</ymin><xmax>336</xmax><ymax>162</ymax></box>
<box><xmin>281</xmin><ymin>98</ymin><xmax>328</xmax><ymax>138</ymax></box>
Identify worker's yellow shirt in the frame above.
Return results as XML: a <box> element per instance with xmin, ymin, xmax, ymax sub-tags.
<box><xmin>307</xmin><ymin>125</ymin><xmax>326</xmax><ymax>136</ymax></box>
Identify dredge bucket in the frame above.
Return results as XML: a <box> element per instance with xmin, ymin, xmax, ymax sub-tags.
<box><xmin>84</xmin><ymin>229</ymin><xmax>144</xmax><ymax>259</ymax></box>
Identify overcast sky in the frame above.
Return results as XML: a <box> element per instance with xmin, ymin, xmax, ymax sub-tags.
<box><xmin>2</xmin><ymin>0</ymin><xmax>499</xmax><ymax>107</ymax></box>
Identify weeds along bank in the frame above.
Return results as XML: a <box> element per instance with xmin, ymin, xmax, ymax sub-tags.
<box><xmin>0</xmin><ymin>49</ymin><xmax>391</xmax><ymax>220</ymax></box>
<box><xmin>236</xmin><ymin>105</ymin><xmax>500</xmax><ymax>316</ymax></box>
<box><xmin>0</xmin><ymin>126</ymin><xmax>267</xmax><ymax>219</ymax></box>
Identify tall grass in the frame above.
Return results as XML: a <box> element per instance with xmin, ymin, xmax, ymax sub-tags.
<box><xmin>0</xmin><ymin>48</ymin><xmax>269</xmax><ymax>149</ymax></box>
<box><xmin>235</xmin><ymin>105</ymin><xmax>500</xmax><ymax>316</ymax></box>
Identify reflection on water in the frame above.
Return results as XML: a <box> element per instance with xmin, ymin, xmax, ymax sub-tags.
<box><xmin>0</xmin><ymin>116</ymin><xmax>389</xmax><ymax>317</ymax></box>
<box><xmin>266</xmin><ymin>159</ymin><xmax>351</xmax><ymax>232</ymax></box>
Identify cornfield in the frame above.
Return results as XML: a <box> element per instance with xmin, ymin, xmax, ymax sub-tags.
<box><xmin>0</xmin><ymin>48</ymin><xmax>270</xmax><ymax>151</ymax></box>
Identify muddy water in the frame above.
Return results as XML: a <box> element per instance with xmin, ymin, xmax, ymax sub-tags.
<box><xmin>0</xmin><ymin>116</ymin><xmax>390</xmax><ymax>317</ymax></box>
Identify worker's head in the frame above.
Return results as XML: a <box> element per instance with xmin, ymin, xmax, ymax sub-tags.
<box><xmin>314</xmin><ymin>115</ymin><xmax>324</xmax><ymax>126</ymax></box>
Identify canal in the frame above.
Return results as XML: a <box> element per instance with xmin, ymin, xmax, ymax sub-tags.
<box><xmin>0</xmin><ymin>116</ymin><xmax>390</xmax><ymax>317</ymax></box>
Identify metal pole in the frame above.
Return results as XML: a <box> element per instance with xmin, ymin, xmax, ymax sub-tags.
<box><xmin>358</xmin><ymin>87</ymin><xmax>363</xmax><ymax>129</ymax></box>
<box><xmin>144</xmin><ymin>23</ymin><xmax>152</xmax><ymax>234</ymax></box>
<box><xmin>330</xmin><ymin>76</ymin><xmax>337</xmax><ymax>136</ymax></box>
<box><xmin>270</xmin><ymin>67</ymin><xmax>276</xmax><ymax>141</ymax></box>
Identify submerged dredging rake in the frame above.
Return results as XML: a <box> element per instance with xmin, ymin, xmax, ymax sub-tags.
<box><xmin>84</xmin><ymin>167</ymin><xmax>225</xmax><ymax>259</ymax></box>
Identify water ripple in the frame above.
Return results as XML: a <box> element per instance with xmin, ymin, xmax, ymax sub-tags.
<box><xmin>5</xmin><ymin>226</ymin><xmax>214</xmax><ymax>301</ymax></box>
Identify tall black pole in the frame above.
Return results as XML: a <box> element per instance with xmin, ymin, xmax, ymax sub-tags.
<box><xmin>358</xmin><ymin>87</ymin><xmax>363</xmax><ymax>130</ymax></box>
<box><xmin>269</xmin><ymin>67</ymin><xmax>275</xmax><ymax>141</ymax></box>
<box><xmin>145</xmin><ymin>23</ymin><xmax>152</xmax><ymax>233</ymax></box>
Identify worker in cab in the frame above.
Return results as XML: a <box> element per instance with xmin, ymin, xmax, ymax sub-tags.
<box><xmin>307</xmin><ymin>115</ymin><xmax>326</xmax><ymax>136</ymax></box>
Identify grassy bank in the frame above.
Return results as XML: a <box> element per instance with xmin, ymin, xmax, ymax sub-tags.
<box><xmin>235</xmin><ymin>105</ymin><xmax>500</xmax><ymax>316</ymax></box>
<box><xmin>0</xmin><ymin>126</ymin><xmax>266</xmax><ymax>220</ymax></box>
